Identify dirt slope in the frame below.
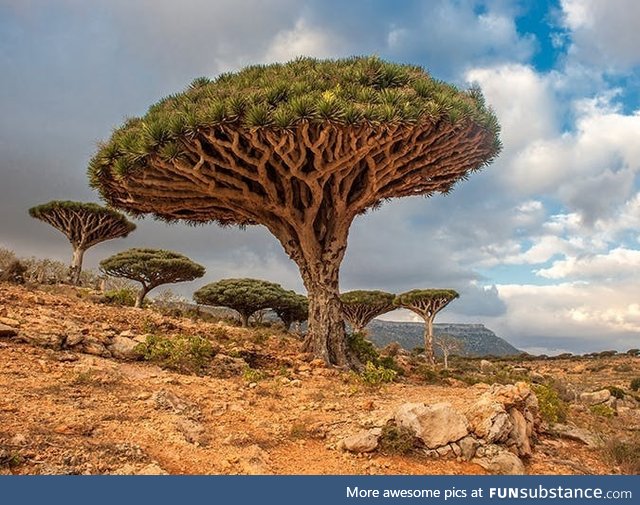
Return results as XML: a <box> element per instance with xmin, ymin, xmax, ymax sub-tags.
<box><xmin>0</xmin><ymin>283</ymin><xmax>634</xmax><ymax>475</ymax></box>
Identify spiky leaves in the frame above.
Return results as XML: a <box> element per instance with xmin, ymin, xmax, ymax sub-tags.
<box><xmin>340</xmin><ymin>290</ymin><xmax>395</xmax><ymax>333</ymax></box>
<box><xmin>100</xmin><ymin>248</ymin><xmax>205</xmax><ymax>308</ymax></box>
<box><xmin>273</xmin><ymin>291</ymin><xmax>309</xmax><ymax>330</ymax></box>
<box><xmin>194</xmin><ymin>278</ymin><xmax>286</xmax><ymax>328</ymax></box>
<box><xmin>394</xmin><ymin>289</ymin><xmax>459</xmax><ymax>364</ymax></box>
<box><xmin>88</xmin><ymin>56</ymin><xmax>500</xmax><ymax>367</ymax></box>
<box><xmin>28</xmin><ymin>201</ymin><xmax>136</xmax><ymax>285</ymax></box>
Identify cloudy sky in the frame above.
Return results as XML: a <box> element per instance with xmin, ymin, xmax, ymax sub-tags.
<box><xmin>1</xmin><ymin>0</ymin><xmax>639</xmax><ymax>354</ymax></box>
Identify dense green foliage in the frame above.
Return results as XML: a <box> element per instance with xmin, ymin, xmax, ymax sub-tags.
<box><xmin>100</xmin><ymin>248</ymin><xmax>205</xmax><ymax>307</ymax></box>
<box><xmin>194</xmin><ymin>278</ymin><xmax>286</xmax><ymax>327</ymax></box>
<box><xmin>89</xmin><ymin>56</ymin><xmax>500</xmax><ymax>185</ymax></box>
<box><xmin>394</xmin><ymin>289</ymin><xmax>460</xmax><ymax>307</ymax></box>
<box><xmin>341</xmin><ymin>290</ymin><xmax>395</xmax><ymax>306</ymax></box>
<box><xmin>273</xmin><ymin>291</ymin><xmax>308</xmax><ymax>330</ymax></box>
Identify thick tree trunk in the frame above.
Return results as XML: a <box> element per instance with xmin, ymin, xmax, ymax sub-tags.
<box><xmin>423</xmin><ymin>316</ymin><xmax>435</xmax><ymax>365</ymax></box>
<box><xmin>239</xmin><ymin>312</ymin><xmax>250</xmax><ymax>328</ymax></box>
<box><xmin>135</xmin><ymin>285</ymin><xmax>149</xmax><ymax>309</ymax></box>
<box><xmin>69</xmin><ymin>247</ymin><xmax>85</xmax><ymax>285</ymax></box>
<box><xmin>303</xmin><ymin>272</ymin><xmax>349</xmax><ymax>367</ymax></box>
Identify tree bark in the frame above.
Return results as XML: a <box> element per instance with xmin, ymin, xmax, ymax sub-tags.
<box><xmin>69</xmin><ymin>247</ymin><xmax>85</xmax><ymax>285</ymax></box>
<box><xmin>135</xmin><ymin>285</ymin><xmax>149</xmax><ymax>308</ymax></box>
<box><xmin>239</xmin><ymin>312</ymin><xmax>250</xmax><ymax>328</ymax></box>
<box><xmin>423</xmin><ymin>316</ymin><xmax>435</xmax><ymax>365</ymax></box>
<box><xmin>302</xmin><ymin>270</ymin><xmax>349</xmax><ymax>367</ymax></box>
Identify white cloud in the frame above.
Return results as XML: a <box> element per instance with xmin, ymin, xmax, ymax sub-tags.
<box><xmin>264</xmin><ymin>18</ymin><xmax>342</xmax><ymax>62</ymax></box>
<box><xmin>561</xmin><ymin>0</ymin><xmax>640</xmax><ymax>70</ymax></box>
<box><xmin>537</xmin><ymin>247</ymin><xmax>640</xmax><ymax>281</ymax></box>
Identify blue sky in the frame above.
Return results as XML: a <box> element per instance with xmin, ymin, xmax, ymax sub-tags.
<box><xmin>1</xmin><ymin>0</ymin><xmax>640</xmax><ymax>354</ymax></box>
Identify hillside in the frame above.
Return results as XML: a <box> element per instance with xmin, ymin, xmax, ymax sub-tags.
<box><xmin>1</xmin><ymin>283</ymin><xmax>639</xmax><ymax>476</ymax></box>
<box><xmin>367</xmin><ymin>320</ymin><xmax>520</xmax><ymax>357</ymax></box>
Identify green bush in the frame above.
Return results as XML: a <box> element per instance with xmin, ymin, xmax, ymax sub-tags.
<box><xmin>242</xmin><ymin>366</ymin><xmax>266</xmax><ymax>383</ymax></box>
<box><xmin>379</xmin><ymin>422</ymin><xmax>415</xmax><ymax>455</ymax></box>
<box><xmin>630</xmin><ymin>378</ymin><xmax>640</xmax><ymax>392</ymax></box>
<box><xmin>347</xmin><ymin>332</ymin><xmax>379</xmax><ymax>364</ymax></box>
<box><xmin>135</xmin><ymin>334</ymin><xmax>214</xmax><ymax>374</ymax></box>
<box><xmin>590</xmin><ymin>404</ymin><xmax>615</xmax><ymax>418</ymax></box>
<box><xmin>607</xmin><ymin>386</ymin><xmax>625</xmax><ymax>399</ymax></box>
<box><xmin>359</xmin><ymin>361</ymin><xmax>397</xmax><ymax>385</ymax></box>
<box><xmin>102</xmin><ymin>288</ymin><xmax>137</xmax><ymax>307</ymax></box>
<box><xmin>532</xmin><ymin>384</ymin><xmax>568</xmax><ymax>424</ymax></box>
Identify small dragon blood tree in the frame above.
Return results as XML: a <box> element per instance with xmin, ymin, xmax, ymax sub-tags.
<box><xmin>28</xmin><ymin>201</ymin><xmax>136</xmax><ymax>284</ymax></box>
<box><xmin>394</xmin><ymin>289</ymin><xmax>459</xmax><ymax>364</ymax></box>
<box><xmin>273</xmin><ymin>291</ymin><xmax>309</xmax><ymax>331</ymax></box>
<box><xmin>88</xmin><ymin>56</ymin><xmax>501</xmax><ymax>367</ymax></box>
<box><xmin>340</xmin><ymin>290</ymin><xmax>395</xmax><ymax>334</ymax></box>
<box><xmin>193</xmin><ymin>278</ymin><xmax>286</xmax><ymax>327</ymax></box>
<box><xmin>100</xmin><ymin>248</ymin><xmax>205</xmax><ymax>308</ymax></box>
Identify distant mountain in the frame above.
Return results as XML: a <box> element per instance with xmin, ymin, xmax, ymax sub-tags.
<box><xmin>366</xmin><ymin>319</ymin><xmax>520</xmax><ymax>357</ymax></box>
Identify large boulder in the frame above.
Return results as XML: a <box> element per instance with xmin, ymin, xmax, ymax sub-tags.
<box><xmin>465</xmin><ymin>382</ymin><xmax>539</xmax><ymax>457</ymax></box>
<box><xmin>580</xmin><ymin>389</ymin><xmax>611</xmax><ymax>406</ymax></box>
<box><xmin>394</xmin><ymin>402</ymin><xmax>469</xmax><ymax>449</ymax></box>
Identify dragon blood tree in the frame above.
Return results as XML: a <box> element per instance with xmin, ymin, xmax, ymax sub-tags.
<box><xmin>88</xmin><ymin>56</ymin><xmax>500</xmax><ymax>367</ymax></box>
<box><xmin>394</xmin><ymin>289</ymin><xmax>459</xmax><ymax>364</ymax></box>
<box><xmin>100</xmin><ymin>248</ymin><xmax>205</xmax><ymax>308</ymax></box>
<box><xmin>193</xmin><ymin>278</ymin><xmax>286</xmax><ymax>327</ymax></box>
<box><xmin>274</xmin><ymin>291</ymin><xmax>309</xmax><ymax>331</ymax></box>
<box><xmin>28</xmin><ymin>201</ymin><xmax>136</xmax><ymax>285</ymax></box>
<box><xmin>340</xmin><ymin>290</ymin><xmax>395</xmax><ymax>334</ymax></box>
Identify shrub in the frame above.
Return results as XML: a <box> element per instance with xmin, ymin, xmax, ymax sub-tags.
<box><xmin>359</xmin><ymin>361</ymin><xmax>397</xmax><ymax>385</ymax></box>
<box><xmin>613</xmin><ymin>364</ymin><xmax>633</xmax><ymax>372</ymax></box>
<box><xmin>605</xmin><ymin>438</ymin><xmax>640</xmax><ymax>474</ymax></box>
<box><xmin>135</xmin><ymin>334</ymin><xmax>214</xmax><ymax>374</ymax></box>
<box><xmin>102</xmin><ymin>288</ymin><xmax>137</xmax><ymax>307</ymax></box>
<box><xmin>629</xmin><ymin>378</ymin><xmax>640</xmax><ymax>392</ymax></box>
<box><xmin>626</xmin><ymin>349</ymin><xmax>639</xmax><ymax>357</ymax></box>
<box><xmin>607</xmin><ymin>386</ymin><xmax>625</xmax><ymax>399</ymax></box>
<box><xmin>532</xmin><ymin>384</ymin><xmax>568</xmax><ymax>424</ymax></box>
<box><xmin>590</xmin><ymin>404</ymin><xmax>615</xmax><ymax>418</ymax></box>
<box><xmin>379</xmin><ymin>422</ymin><xmax>415</xmax><ymax>455</ymax></box>
<box><xmin>348</xmin><ymin>331</ymin><xmax>379</xmax><ymax>364</ymax></box>
<box><xmin>242</xmin><ymin>366</ymin><xmax>266</xmax><ymax>383</ymax></box>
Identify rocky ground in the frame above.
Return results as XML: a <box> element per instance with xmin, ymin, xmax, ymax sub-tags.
<box><xmin>0</xmin><ymin>283</ymin><xmax>638</xmax><ymax>475</ymax></box>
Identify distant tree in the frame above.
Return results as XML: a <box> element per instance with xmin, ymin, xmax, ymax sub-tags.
<box><xmin>434</xmin><ymin>333</ymin><xmax>462</xmax><ymax>369</ymax></box>
<box><xmin>274</xmin><ymin>291</ymin><xmax>309</xmax><ymax>331</ymax></box>
<box><xmin>193</xmin><ymin>278</ymin><xmax>286</xmax><ymax>327</ymax></box>
<box><xmin>100</xmin><ymin>248</ymin><xmax>205</xmax><ymax>308</ymax></box>
<box><xmin>29</xmin><ymin>201</ymin><xmax>135</xmax><ymax>284</ymax></box>
<box><xmin>88</xmin><ymin>56</ymin><xmax>501</xmax><ymax>367</ymax></box>
<box><xmin>394</xmin><ymin>289</ymin><xmax>459</xmax><ymax>365</ymax></box>
<box><xmin>340</xmin><ymin>290</ymin><xmax>395</xmax><ymax>334</ymax></box>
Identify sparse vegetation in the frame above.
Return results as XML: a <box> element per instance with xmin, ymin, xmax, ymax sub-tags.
<box><xmin>607</xmin><ymin>386</ymin><xmax>625</xmax><ymax>399</ymax></box>
<box><xmin>135</xmin><ymin>333</ymin><xmax>214</xmax><ymax>374</ymax></box>
<box><xmin>359</xmin><ymin>361</ymin><xmax>397</xmax><ymax>386</ymax></box>
<box><xmin>242</xmin><ymin>366</ymin><xmax>267</xmax><ymax>383</ymax></box>
<box><xmin>630</xmin><ymin>378</ymin><xmax>640</xmax><ymax>391</ymax></box>
<box><xmin>532</xmin><ymin>384</ymin><xmax>568</xmax><ymax>424</ymax></box>
<box><xmin>605</xmin><ymin>437</ymin><xmax>640</xmax><ymax>473</ymax></box>
<box><xmin>379</xmin><ymin>422</ymin><xmax>415</xmax><ymax>455</ymax></box>
<box><xmin>102</xmin><ymin>288</ymin><xmax>137</xmax><ymax>307</ymax></box>
<box><xmin>590</xmin><ymin>404</ymin><xmax>615</xmax><ymax>418</ymax></box>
